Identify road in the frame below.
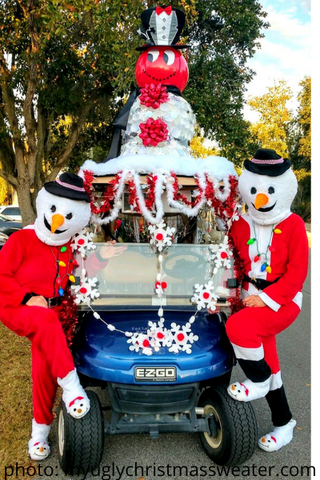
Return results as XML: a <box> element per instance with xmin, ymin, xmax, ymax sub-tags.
<box><xmin>34</xmin><ymin>248</ymin><xmax>312</xmax><ymax>480</ymax></box>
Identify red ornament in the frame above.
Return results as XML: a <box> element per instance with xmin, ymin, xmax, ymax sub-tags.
<box><xmin>135</xmin><ymin>46</ymin><xmax>189</xmax><ymax>92</ymax></box>
<box><xmin>177</xmin><ymin>333</ymin><xmax>185</xmax><ymax>342</ymax></box>
<box><xmin>203</xmin><ymin>292</ymin><xmax>210</xmax><ymax>300</ymax></box>
<box><xmin>157</xmin><ymin>332</ymin><xmax>165</xmax><ymax>339</ymax></box>
<box><xmin>220</xmin><ymin>251</ymin><xmax>228</xmax><ymax>259</ymax></box>
<box><xmin>161</xmin><ymin>281</ymin><xmax>167</xmax><ymax>289</ymax></box>
<box><xmin>80</xmin><ymin>287</ymin><xmax>87</xmax><ymax>294</ymax></box>
<box><xmin>142</xmin><ymin>339</ymin><xmax>150</xmax><ymax>348</ymax></box>
<box><xmin>77</xmin><ymin>239</ymin><xmax>85</xmax><ymax>245</ymax></box>
<box><xmin>254</xmin><ymin>255</ymin><xmax>260</xmax><ymax>262</ymax></box>
<box><xmin>156</xmin><ymin>232</ymin><xmax>164</xmax><ymax>241</ymax></box>
<box><xmin>139</xmin><ymin>118</ymin><xmax>169</xmax><ymax>146</ymax></box>
<box><xmin>139</xmin><ymin>83</ymin><xmax>169</xmax><ymax>109</ymax></box>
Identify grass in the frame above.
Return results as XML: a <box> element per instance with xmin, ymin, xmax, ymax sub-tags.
<box><xmin>0</xmin><ymin>322</ymin><xmax>36</xmax><ymax>477</ymax></box>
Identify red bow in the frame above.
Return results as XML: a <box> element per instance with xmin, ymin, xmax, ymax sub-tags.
<box><xmin>156</xmin><ymin>6</ymin><xmax>172</xmax><ymax>15</ymax></box>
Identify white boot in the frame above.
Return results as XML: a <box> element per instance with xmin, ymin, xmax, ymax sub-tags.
<box><xmin>259</xmin><ymin>419</ymin><xmax>296</xmax><ymax>452</ymax></box>
<box><xmin>227</xmin><ymin>377</ymin><xmax>270</xmax><ymax>401</ymax></box>
<box><xmin>28</xmin><ymin>419</ymin><xmax>51</xmax><ymax>460</ymax></box>
<box><xmin>57</xmin><ymin>369</ymin><xmax>90</xmax><ymax>419</ymax></box>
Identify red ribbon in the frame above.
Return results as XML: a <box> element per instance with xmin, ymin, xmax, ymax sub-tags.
<box><xmin>156</xmin><ymin>6</ymin><xmax>172</xmax><ymax>15</ymax></box>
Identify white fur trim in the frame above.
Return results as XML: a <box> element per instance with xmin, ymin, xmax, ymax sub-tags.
<box><xmin>269</xmin><ymin>370</ymin><xmax>283</xmax><ymax>391</ymax></box>
<box><xmin>259</xmin><ymin>292</ymin><xmax>281</xmax><ymax>312</ymax></box>
<box><xmin>231</xmin><ymin>342</ymin><xmax>265</xmax><ymax>361</ymax></box>
<box><xmin>292</xmin><ymin>291</ymin><xmax>303</xmax><ymax>309</ymax></box>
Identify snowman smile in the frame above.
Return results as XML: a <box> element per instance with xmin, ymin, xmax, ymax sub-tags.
<box><xmin>252</xmin><ymin>202</ymin><xmax>277</xmax><ymax>212</ymax></box>
<box><xmin>44</xmin><ymin>215</ymin><xmax>67</xmax><ymax>234</ymax></box>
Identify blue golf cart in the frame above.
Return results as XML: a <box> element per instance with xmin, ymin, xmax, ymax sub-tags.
<box><xmin>56</xmin><ymin>175</ymin><xmax>258</xmax><ymax>475</ymax></box>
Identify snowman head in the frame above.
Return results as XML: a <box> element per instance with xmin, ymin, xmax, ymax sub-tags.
<box><xmin>34</xmin><ymin>173</ymin><xmax>91</xmax><ymax>246</ymax></box>
<box><xmin>239</xmin><ymin>149</ymin><xmax>298</xmax><ymax>225</ymax></box>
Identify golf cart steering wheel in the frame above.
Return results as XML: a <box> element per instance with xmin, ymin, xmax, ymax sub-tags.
<box><xmin>162</xmin><ymin>251</ymin><xmax>206</xmax><ymax>279</ymax></box>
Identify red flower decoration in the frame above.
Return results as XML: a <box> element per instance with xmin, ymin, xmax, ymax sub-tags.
<box><xmin>139</xmin><ymin>83</ymin><xmax>169</xmax><ymax>109</ymax></box>
<box><xmin>139</xmin><ymin>118</ymin><xmax>169</xmax><ymax>147</ymax></box>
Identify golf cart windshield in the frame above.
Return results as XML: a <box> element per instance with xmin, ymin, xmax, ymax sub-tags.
<box><xmin>79</xmin><ymin>209</ymin><xmax>233</xmax><ymax>307</ymax></box>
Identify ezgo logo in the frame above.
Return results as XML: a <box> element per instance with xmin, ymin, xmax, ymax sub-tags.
<box><xmin>135</xmin><ymin>366</ymin><xmax>176</xmax><ymax>382</ymax></box>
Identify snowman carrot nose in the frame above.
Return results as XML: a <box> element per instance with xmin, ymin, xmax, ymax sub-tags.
<box><xmin>51</xmin><ymin>213</ymin><xmax>65</xmax><ymax>233</ymax></box>
<box><xmin>255</xmin><ymin>193</ymin><xmax>269</xmax><ymax>210</ymax></box>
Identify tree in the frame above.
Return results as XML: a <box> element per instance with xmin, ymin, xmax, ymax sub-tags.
<box><xmin>184</xmin><ymin>0</ymin><xmax>268</xmax><ymax>165</ymax></box>
<box><xmin>287</xmin><ymin>76</ymin><xmax>311</xmax><ymax>171</ymax></box>
<box><xmin>1</xmin><ymin>0</ymin><xmax>268</xmax><ymax>225</ymax></box>
<box><xmin>0</xmin><ymin>0</ymin><xmax>144</xmax><ymax>225</ymax></box>
<box><xmin>247</xmin><ymin>80</ymin><xmax>293</xmax><ymax>157</ymax></box>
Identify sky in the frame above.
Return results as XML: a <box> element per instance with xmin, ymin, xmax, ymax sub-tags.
<box><xmin>243</xmin><ymin>0</ymin><xmax>312</xmax><ymax>122</ymax></box>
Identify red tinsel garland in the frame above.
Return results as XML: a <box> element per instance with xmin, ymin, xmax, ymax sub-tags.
<box><xmin>83</xmin><ymin>170</ymin><xmax>121</xmax><ymax>216</ymax></box>
<box><xmin>227</xmin><ymin>233</ymin><xmax>245</xmax><ymax>314</ymax></box>
<box><xmin>170</xmin><ymin>172</ymin><xmax>204</xmax><ymax>208</ymax></box>
<box><xmin>205</xmin><ymin>174</ymin><xmax>239</xmax><ymax>223</ymax></box>
<box><xmin>58</xmin><ymin>287</ymin><xmax>79</xmax><ymax>348</ymax></box>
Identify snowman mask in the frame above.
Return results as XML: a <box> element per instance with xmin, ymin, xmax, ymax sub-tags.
<box><xmin>34</xmin><ymin>188</ymin><xmax>91</xmax><ymax>246</ymax></box>
<box><xmin>239</xmin><ymin>168</ymin><xmax>298</xmax><ymax>226</ymax></box>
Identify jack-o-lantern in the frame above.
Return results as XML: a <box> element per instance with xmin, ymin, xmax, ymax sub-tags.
<box><xmin>135</xmin><ymin>46</ymin><xmax>189</xmax><ymax>92</ymax></box>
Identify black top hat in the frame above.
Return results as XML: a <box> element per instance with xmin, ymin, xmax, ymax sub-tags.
<box><xmin>137</xmin><ymin>5</ymin><xmax>188</xmax><ymax>51</ymax></box>
<box><xmin>44</xmin><ymin>172</ymin><xmax>91</xmax><ymax>202</ymax></box>
<box><xmin>244</xmin><ymin>148</ymin><xmax>292</xmax><ymax>177</ymax></box>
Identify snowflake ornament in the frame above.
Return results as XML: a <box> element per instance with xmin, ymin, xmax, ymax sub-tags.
<box><xmin>127</xmin><ymin>332</ymin><xmax>153</xmax><ymax>356</ymax></box>
<box><xmin>149</xmin><ymin>221</ymin><xmax>176</xmax><ymax>252</ymax></box>
<box><xmin>209</xmin><ymin>235</ymin><xmax>233</xmax><ymax>273</ymax></box>
<box><xmin>168</xmin><ymin>323</ymin><xmax>199</xmax><ymax>354</ymax></box>
<box><xmin>71</xmin><ymin>230</ymin><xmax>96</xmax><ymax>258</ymax></box>
<box><xmin>72</xmin><ymin>276</ymin><xmax>100</xmax><ymax>305</ymax></box>
<box><xmin>191</xmin><ymin>281</ymin><xmax>220</xmax><ymax>311</ymax></box>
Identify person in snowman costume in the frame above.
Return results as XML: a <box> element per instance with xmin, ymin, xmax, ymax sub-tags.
<box><xmin>0</xmin><ymin>172</ymin><xmax>122</xmax><ymax>461</ymax></box>
<box><xmin>225</xmin><ymin>148</ymin><xmax>309</xmax><ymax>452</ymax></box>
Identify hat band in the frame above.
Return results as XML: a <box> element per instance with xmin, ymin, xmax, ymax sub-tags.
<box><xmin>56</xmin><ymin>178</ymin><xmax>86</xmax><ymax>192</ymax></box>
<box><xmin>251</xmin><ymin>157</ymin><xmax>284</xmax><ymax>165</ymax></box>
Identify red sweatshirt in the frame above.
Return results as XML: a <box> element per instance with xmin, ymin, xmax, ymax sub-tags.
<box><xmin>230</xmin><ymin>213</ymin><xmax>309</xmax><ymax>311</ymax></box>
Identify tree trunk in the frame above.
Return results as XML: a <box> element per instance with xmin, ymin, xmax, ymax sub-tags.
<box><xmin>16</xmin><ymin>180</ymin><xmax>37</xmax><ymax>227</ymax></box>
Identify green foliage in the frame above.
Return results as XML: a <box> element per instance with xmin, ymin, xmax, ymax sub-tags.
<box><xmin>247</xmin><ymin>80</ymin><xmax>293</xmax><ymax>157</ymax></box>
<box><xmin>292</xmin><ymin>170</ymin><xmax>311</xmax><ymax>222</ymax></box>
<box><xmin>184</xmin><ymin>0</ymin><xmax>268</xmax><ymax>165</ymax></box>
<box><xmin>0</xmin><ymin>0</ymin><xmax>269</xmax><ymax>223</ymax></box>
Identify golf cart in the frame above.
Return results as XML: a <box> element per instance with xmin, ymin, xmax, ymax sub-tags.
<box><xmin>56</xmin><ymin>172</ymin><xmax>258</xmax><ymax>475</ymax></box>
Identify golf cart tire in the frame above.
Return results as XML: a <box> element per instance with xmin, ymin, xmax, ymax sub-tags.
<box><xmin>57</xmin><ymin>390</ymin><xmax>104</xmax><ymax>475</ymax></box>
<box><xmin>199</xmin><ymin>386</ymin><xmax>258</xmax><ymax>466</ymax></box>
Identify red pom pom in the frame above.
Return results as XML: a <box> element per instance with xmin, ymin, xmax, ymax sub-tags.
<box><xmin>157</xmin><ymin>332</ymin><xmax>165</xmax><ymax>339</ymax></box>
<box><xmin>177</xmin><ymin>333</ymin><xmax>185</xmax><ymax>342</ymax></box>
<box><xmin>142</xmin><ymin>339</ymin><xmax>150</xmax><ymax>348</ymax></box>
<box><xmin>156</xmin><ymin>233</ymin><xmax>164</xmax><ymax>241</ymax></box>
<box><xmin>203</xmin><ymin>292</ymin><xmax>210</xmax><ymax>300</ymax></box>
<box><xmin>161</xmin><ymin>281</ymin><xmax>167</xmax><ymax>289</ymax></box>
<box><xmin>220</xmin><ymin>251</ymin><xmax>228</xmax><ymax>259</ymax></box>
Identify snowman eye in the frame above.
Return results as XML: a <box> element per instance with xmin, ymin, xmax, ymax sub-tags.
<box><xmin>51</xmin><ymin>205</ymin><xmax>56</xmax><ymax>212</ymax></box>
<box><xmin>268</xmin><ymin>186</ymin><xmax>275</xmax><ymax>194</ymax></box>
<box><xmin>147</xmin><ymin>49</ymin><xmax>160</xmax><ymax>63</ymax></box>
<box><xmin>250</xmin><ymin>187</ymin><xmax>257</xmax><ymax>194</ymax></box>
<box><xmin>66</xmin><ymin>213</ymin><xmax>73</xmax><ymax>220</ymax></box>
<box><xmin>163</xmin><ymin>49</ymin><xmax>175</xmax><ymax>66</ymax></box>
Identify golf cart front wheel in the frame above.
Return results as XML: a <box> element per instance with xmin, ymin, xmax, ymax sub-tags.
<box><xmin>199</xmin><ymin>386</ymin><xmax>258</xmax><ymax>466</ymax></box>
<box><xmin>57</xmin><ymin>389</ymin><xmax>104</xmax><ymax>475</ymax></box>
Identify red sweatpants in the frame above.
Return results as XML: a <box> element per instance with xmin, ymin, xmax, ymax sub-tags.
<box><xmin>226</xmin><ymin>301</ymin><xmax>301</xmax><ymax>374</ymax></box>
<box><xmin>3</xmin><ymin>305</ymin><xmax>75</xmax><ymax>425</ymax></box>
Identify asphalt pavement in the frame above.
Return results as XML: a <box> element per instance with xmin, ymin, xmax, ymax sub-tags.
<box><xmin>29</xmin><ymin>246</ymin><xmax>312</xmax><ymax>480</ymax></box>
